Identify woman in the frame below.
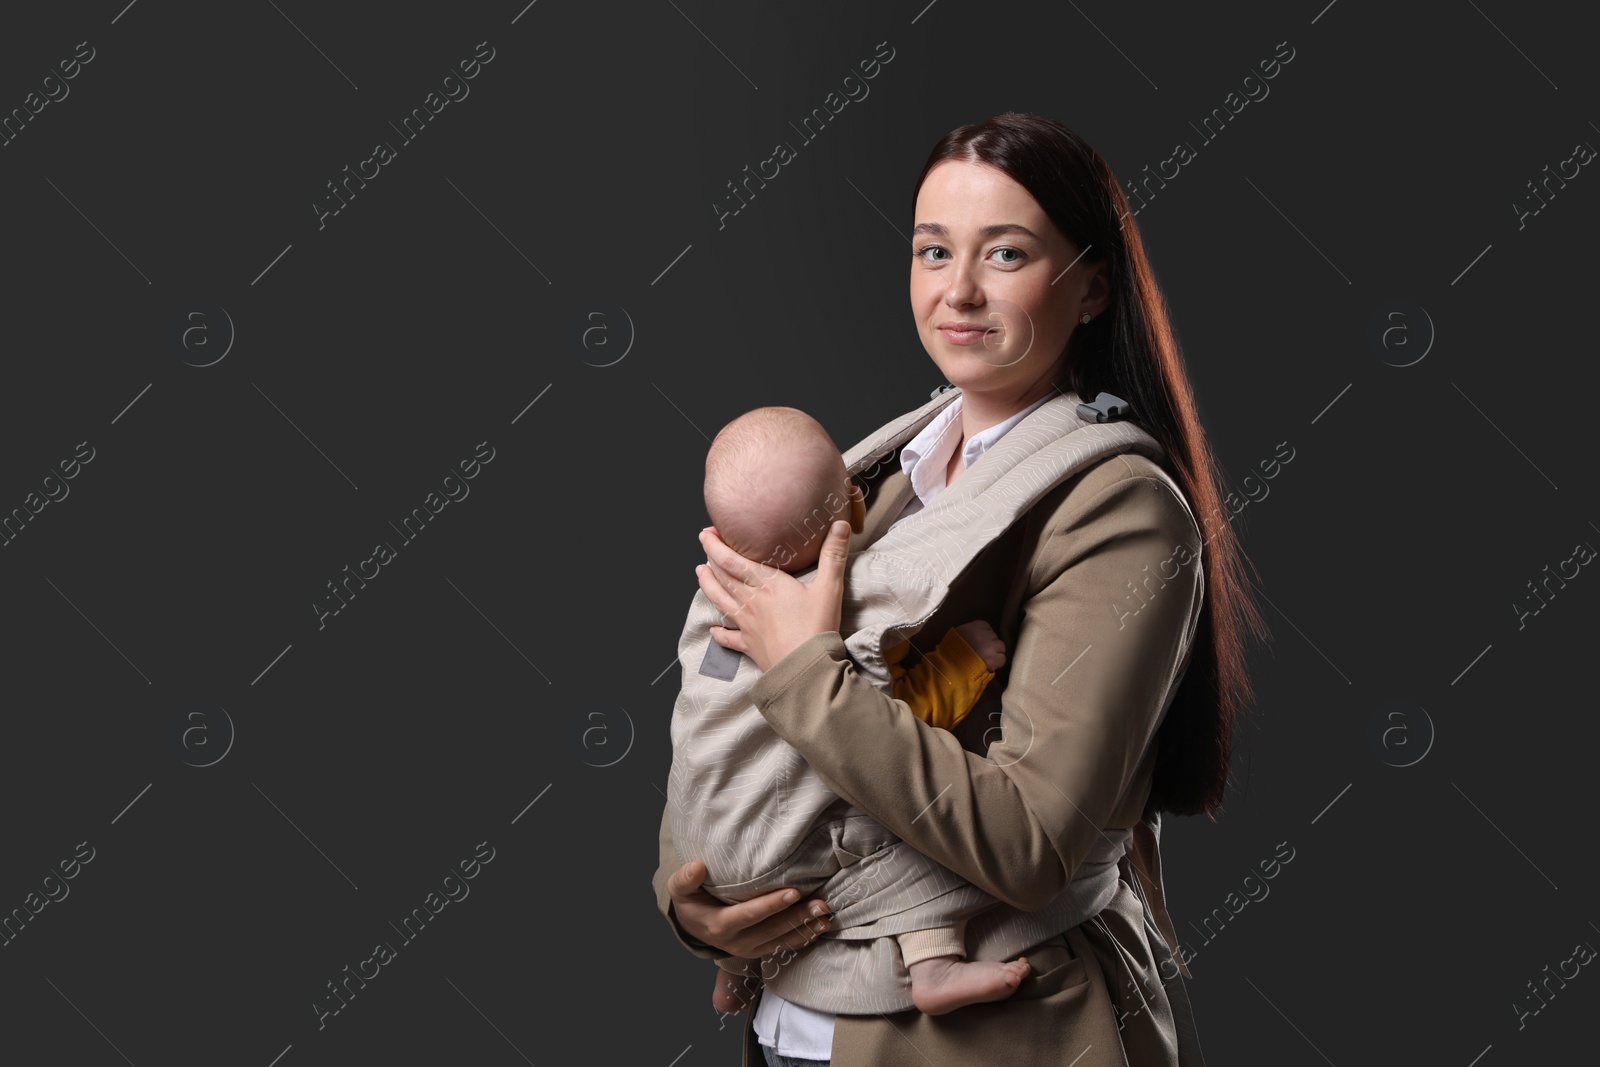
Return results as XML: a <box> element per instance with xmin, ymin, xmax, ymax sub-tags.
<box><xmin>653</xmin><ymin>112</ymin><xmax>1263</xmax><ymax>1066</ymax></box>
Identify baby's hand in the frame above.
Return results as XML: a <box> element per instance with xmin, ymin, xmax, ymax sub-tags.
<box><xmin>955</xmin><ymin>620</ymin><xmax>1006</xmax><ymax>672</ymax></box>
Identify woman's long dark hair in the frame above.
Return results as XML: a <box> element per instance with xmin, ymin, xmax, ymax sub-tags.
<box><xmin>914</xmin><ymin>112</ymin><xmax>1266</xmax><ymax>818</ymax></box>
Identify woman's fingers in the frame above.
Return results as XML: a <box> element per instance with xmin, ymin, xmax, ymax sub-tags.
<box><xmin>810</xmin><ymin>520</ymin><xmax>852</xmax><ymax>620</ymax></box>
<box><xmin>665</xmin><ymin>858</ymin><xmax>709</xmax><ymax>901</ymax></box>
<box><xmin>709</xmin><ymin>623</ymin><xmax>748</xmax><ymax>655</ymax></box>
<box><xmin>708</xmin><ymin>889</ymin><xmax>829</xmax><ymax>957</ymax></box>
<box><xmin>695</xmin><ymin>564</ymin><xmax>740</xmax><ymax>618</ymax></box>
<box><xmin>699</xmin><ymin>527</ymin><xmax>761</xmax><ymax>586</ymax></box>
<box><xmin>696</xmin><ymin>568</ymin><xmax>752</xmax><ymax>656</ymax></box>
<box><xmin>666</xmin><ymin>859</ymin><xmax>742</xmax><ymax>950</ymax></box>
<box><xmin>726</xmin><ymin>884</ymin><xmax>822</xmax><ymax>928</ymax></box>
<box><xmin>728</xmin><ymin>897</ymin><xmax>831</xmax><ymax>958</ymax></box>
<box><xmin>730</xmin><ymin>886</ymin><xmax>828</xmax><ymax>940</ymax></box>
<box><xmin>741</xmin><ymin>903</ymin><xmax>832</xmax><ymax>958</ymax></box>
<box><xmin>666</xmin><ymin>860</ymin><xmax>829</xmax><ymax>956</ymax></box>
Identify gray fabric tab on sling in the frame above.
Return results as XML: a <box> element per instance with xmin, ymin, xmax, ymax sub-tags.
<box><xmin>697</xmin><ymin>639</ymin><xmax>743</xmax><ymax>681</ymax></box>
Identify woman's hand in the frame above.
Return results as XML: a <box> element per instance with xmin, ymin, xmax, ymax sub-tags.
<box><xmin>695</xmin><ymin>522</ymin><xmax>852</xmax><ymax>673</ymax></box>
<box><xmin>665</xmin><ymin>859</ymin><xmax>831</xmax><ymax>958</ymax></box>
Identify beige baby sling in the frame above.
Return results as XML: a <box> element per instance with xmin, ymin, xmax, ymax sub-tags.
<box><xmin>666</xmin><ymin>386</ymin><xmax>1180</xmax><ymax>1014</ymax></box>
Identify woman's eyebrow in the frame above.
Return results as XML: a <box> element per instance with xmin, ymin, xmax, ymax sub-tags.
<box><xmin>911</xmin><ymin>222</ymin><xmax>1041</xmax><ymax>240</ymax></box>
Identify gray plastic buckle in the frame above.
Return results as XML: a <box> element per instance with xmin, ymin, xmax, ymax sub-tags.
<box><xmin>1076</xmin><ymin>391</ymin><xmax>1132</xmax><ymax>422</ymax></box>
<box><xmin>930</xmin><ymin>383</ymin><xmax>956</xmax><ymax>399</ymax></box>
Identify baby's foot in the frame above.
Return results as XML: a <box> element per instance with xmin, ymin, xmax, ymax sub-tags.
<box><xmin>712</xmin><ymin>969</ymin><xmax>758</xmax><ymax>1014</ymax></box>
<box><xmin>908</xmin><ymin>955</ymin><xmax>1031</xmax><ymax>1016</ymax></box>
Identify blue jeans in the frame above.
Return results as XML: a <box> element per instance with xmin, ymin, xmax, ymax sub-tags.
<box><xmin>761</xmin><ymin>1046</ymin><xmax>829</xmax><ymax>1067</ymax></box>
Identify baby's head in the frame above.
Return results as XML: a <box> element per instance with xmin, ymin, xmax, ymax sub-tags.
<box><xmin>704</xmin><ymin>406</ymin><xmax>865</xmax><ymax>573</ymax></box>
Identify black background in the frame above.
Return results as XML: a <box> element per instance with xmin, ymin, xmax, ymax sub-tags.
<box><xmin>1</xmin><ymin>1</ymin><xmax>1594</xmax><ymax>1064</ymax></box>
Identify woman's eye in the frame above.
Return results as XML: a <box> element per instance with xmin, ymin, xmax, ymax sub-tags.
<box><xmin>913</xmin><ymin>246</ymin><xmax>1025</xmax><ymax>265</ymax></box>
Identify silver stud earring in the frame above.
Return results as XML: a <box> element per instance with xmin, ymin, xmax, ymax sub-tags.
<box><xmin>1079</xmin><ymin>313</ymin><xmax>1092</xmax><ymax>324</ymax></box>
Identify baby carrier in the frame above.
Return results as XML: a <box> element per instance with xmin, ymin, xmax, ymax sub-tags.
<box><xmin>666</xmin><ymin>386</ymin><xmax>1180</xmax><ymax>1013</ymax></box>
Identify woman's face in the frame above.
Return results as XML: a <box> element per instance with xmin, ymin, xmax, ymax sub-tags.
<box><xmin>911</xmin><ymin>159</ymin><xmax>1106</xmax><ymax>405</ymax></box>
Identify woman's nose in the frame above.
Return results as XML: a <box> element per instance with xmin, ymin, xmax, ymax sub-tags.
<box><xmin>944</xmin><ymin>260</ymin><xmax>981</xmax><ymax>307</ymax></box>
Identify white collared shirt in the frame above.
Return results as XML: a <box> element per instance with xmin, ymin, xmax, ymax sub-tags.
<box><xmin>752</xmin><ymin>390</ymin><xmax>1052</xmax><ymax>1057</ymax></box>
<box><xmin>896</xmin><ymin>391</ymin><xmax>1053</xmax><ymax>523</ymax></box>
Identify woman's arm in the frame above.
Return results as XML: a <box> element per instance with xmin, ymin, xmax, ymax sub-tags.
<box><xmin>740</xmin><ymin>461</ymin><xmax>1204</xmax><ymax>912</ymax></box>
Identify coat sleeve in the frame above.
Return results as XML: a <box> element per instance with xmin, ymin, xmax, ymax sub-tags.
<box><xmin>747</xmin><ymin>462</ymin><xmax>1204</xmax><ymax>912</ymax></box>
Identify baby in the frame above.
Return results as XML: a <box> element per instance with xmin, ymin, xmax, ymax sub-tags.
<box><xmin>698</xmin><ymin>405</ymin><xmax>1032</xmax><ymax>1016</ymax></box>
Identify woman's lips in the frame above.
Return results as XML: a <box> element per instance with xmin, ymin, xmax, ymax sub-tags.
<box><xmin>939</xmin><ymin>326</ymin><xmax>998</xmax><ymax>346</ymax></box>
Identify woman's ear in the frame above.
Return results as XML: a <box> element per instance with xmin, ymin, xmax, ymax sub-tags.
<box><xmin>848</xmin><ymin>481</ymin><xmax>866</xmax><ymax>533</ymax></box>
<box><xmin>1084</xmin><ymin>260</ymin><xmax>1112</xmax><ymax>319</ymax></box>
